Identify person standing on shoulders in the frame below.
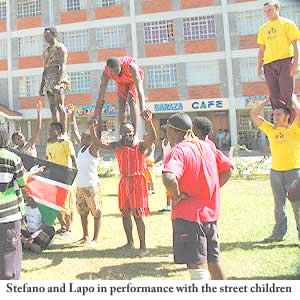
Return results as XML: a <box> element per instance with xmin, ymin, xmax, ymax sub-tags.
<box><xmin>257</xmin><ymin>1</ymin><xmax>300</xmax><ymax>119</ymax></box>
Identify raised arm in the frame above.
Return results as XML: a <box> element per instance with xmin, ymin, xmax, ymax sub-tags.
<box><xmin>250</xmin><ymin>98</ymin><xmax>270</xmax><ymax>127</ymax></box>
<box><xmin>257</xmin><ymin>44</ymin><xmax>265</xmax><ymax>80</ymax></box>
<box><xmin>130</xmin><ymin>63</ymin><xmax>146</xmax><ymax>118</ymax></box>
<box><xmin>93</xmin><ymin>72</ymin><xmax>109</xmax><ymax>121</ymax></box>
<box><xmin>27</xmin><ymin>101</ymin><xmax>42</xmax><ymax>148</ymax></box>
<box><xmin>68</xmin><ymin>104</ymin><xmax>81</xmax><ymax>145</ymax></box>
<box><xmin>139</xmin><ymin>109</ymin><xmax>157</xmax><ymax>153</ymax></box>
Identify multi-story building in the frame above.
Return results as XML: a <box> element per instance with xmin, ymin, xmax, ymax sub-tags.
<box><xmin>0</xmin><ymin>0</ymin><xmax>299</xmax><ymax>156</ymax></box>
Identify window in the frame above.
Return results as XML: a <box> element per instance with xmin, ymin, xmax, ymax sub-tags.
<box><xmin>186</xmin><ymin>61</ymin><xmax>219</xmax><ymax>85</ymax></box>
<box><xmin>96</xmin><ymin>26</ymin><xmax>125</xmax><ymax>49</ymax></box>
<box><xmin>61</xmin><ymin>30</ymin><xmax>89</xmax><ymax>52</ymax></box>
<box><xmin>0</xmin><ymin>39</ymin><xmax>6</xmax><ymax>59</ymax></box>
<box><xmin>0</xmin><ymin>1</ymin><xmax>6</xmax><ymax>20</ymax></box>
<box><xmin>281</xmin><ymin>5</ymin><xmax>300</xmax><ymax>27</ymax></box>
<box><xmin>183</xmin><ymin>16</ymin><xmax>216</xmax><ymax>40</ymax></box>
<box><xmin>146</xmin><ymin>64</ymin><xmax>177</xmax><ymax>89</ymax></box>
<box><xmin>61</xmin><ymin>0</ymin><xmax>86</xmax><ymax>12</ymax></box>
<box><xmin>236</xmin><ymin>10</ymin><xmax>265</xmax><ymax>36</ymax></box>
<box><xmin>19</xmin><ymin>76</ymin><xmax>41</xmax><ymax>97</ymax></box>
<box><xmin>18</xmin><ymin>36</ymin><xmax>43</xmax><ymax>57</ymax></box>
<box><xmin>66</xmin><ymin>72</ymin><xmax>90</xmax><ymax>94</ymax></box>
<box><xmin>95</xmin><ymin>0</ymin><xmax>120</xmax><ymax>7</ymax></box>
<box><xmin>17</xmin><ymin>0</ymin><xmax>41</xmax><ymax>19</ymax></box>
<box><xmin>144</xmin><ymin>20</ymin><xmax>175</xmax><ymax>45</ymax></box>
<box><xmin>240</xmin><ymin>58</ymin><xmax>262</xmax><ymax>82</ymax></box>
<box><xmin>100</xmin><ymin>71</ymin><xmax>117</xmax><ymax>92</ymax></box>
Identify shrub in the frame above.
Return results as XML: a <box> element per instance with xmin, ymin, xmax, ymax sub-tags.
<box><xmin>98</xmin><ymin>158</ymin><xmax>119</xmax><ymax>177</ymax></box>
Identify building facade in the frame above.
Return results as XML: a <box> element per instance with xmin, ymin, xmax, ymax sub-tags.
<box><xmin>0</xmin><ymin>0</ymin><xmax>299</xmax><ymax>156</ymax></box>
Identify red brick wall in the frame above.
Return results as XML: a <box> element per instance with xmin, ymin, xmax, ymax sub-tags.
<box><xmin>0</xmin><ymin>59</ymin><xmax>7</xmax><ymax>70</ymax></box>
<box><xmin>145</xmin><ymin>43</ymin><xmax>176</xmax><ymax>57</ymax></box>
<box><xmin>18</xmin><ymin>56</ymin><xmax>43</xmax><ymax>69</ymax></box>
<box><xmin>65</xmin><ymin>94</ymin><xmax>91</xmax><ymax>106</ymax></box>
<box><xmin>0</xmin><ymin>20</ymin><xmax>6</xmax><ymax>32</ymax></box>
<box><xmin>60</xmin><ymin>10</ymin><xmax>88</xmax><ymax>24</ymax></box>
<box><xmin>16</xmin><ymin>16</ymin><xmax>42</xmax><ymax>30</ymax></box>
<box><xmin>181</xmin><ymin>0</ymin><xmax>214</xmax><ymax>9</ymax></box>
<box><xmin>105</xmin><ymin>92</ymin><xmax>119</xmax><ymax>104</ymax></box>
<box><xmin>19</xmin><ymin>96</ymin><xmax>44</xmax><ymax>109</ymax></box>
<box><xmin>97</xmin><ymin>48</ymin><xmax>127</xmax><ymax>61</ymax></box>
<box><xmin>188</xmin><ymin>85</ymin><xmax>221</xmax><ymax>99</ymax></box>
<box><xmin>141</xmin><ymin>0</ymin><xmax>173</xmax><ymax>14</ymax></box>
<box><xmin>184</xmin><ymin>40</ymin><xmax>217</xmax><ymax>54</ymax></box>
<box><xmin>94</xmin><ymin>5</ymin><xmax>124</xmax><ymax>19</ymax></box>
<box><xmin>147</xmin><ymin>88</ymin><xmax>179</xmax><ymax>101</ymax></box>
<box><xmin>239</xmin><ymin>35</ymin><xmax>258</xmax><ymax>49</ymax></box>
<box><xmin>242</xmin><ymin>82</ymin><xmax>269</xmax><ymax>96</ymax></box>
<box><xmin>67</xmin><ymin>52</ymin><xmax>90</xmax><ymax>64</ymax></box>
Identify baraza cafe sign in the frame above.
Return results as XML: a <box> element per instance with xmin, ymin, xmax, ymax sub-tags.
<box><xmin>146</xmin><ymin>98</ymin><xmax>229</xmax><ymax>113</ymax></box>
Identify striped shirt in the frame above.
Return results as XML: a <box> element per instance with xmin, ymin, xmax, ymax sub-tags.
<box><xmin>0</xmin><ymin>149</ymin><xmax>27</xmax><ymax>223</ymax></box>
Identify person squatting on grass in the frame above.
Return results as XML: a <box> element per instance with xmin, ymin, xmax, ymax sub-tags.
<box><xmin>0</xmin><ymin>126</ymin><xmax>44</xmax><ymax>280</ymax></box>
<box><xmin>162</xmin><ymin>113</ymin><xmax>233</xmax><ymax>280</ymax></box>
<box><xmin>257</xmin><ymin>1</ymin><xmax>300</xmax><ymax>121</ymax></box>
<box><xmin>250</xmin><ymin>96</ymin><xmax>300</xmax><ymax>243</ymax></box>
<box><xmin>68</xmin><ymin>105</ymin><xmax>102</xmax><ymax>248</ymax></box>
<box><xmin>98</xmin><ymin>108</ymin><xmax>156</xmax><ymax>258</ymax></box>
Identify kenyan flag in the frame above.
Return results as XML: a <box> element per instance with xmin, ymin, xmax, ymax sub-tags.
<box><xmin>9</xmin><ymin>148</ymin><xmax>77</xmax><ymax>226</ymax></box>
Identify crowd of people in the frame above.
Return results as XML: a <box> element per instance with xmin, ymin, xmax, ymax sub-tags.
<box><xmin>0</xmin><ymin>0</ymin><xmax>299</xmax><ymax>281</ymax></box>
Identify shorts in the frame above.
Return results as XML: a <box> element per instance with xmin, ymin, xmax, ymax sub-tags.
<box><xmin>76</xmin><ymin>184</ymin><xmax>102</xmax><ymax>217</ymax></box>
<box><xmin>60</xmin><ymin>185</ymin><xmax>76</xmax><ymax>218</ymax></box>
<box><xmin>172</xmin><ymin>218</ymin><xmax>220</xmax><ymax>265</ymax></box>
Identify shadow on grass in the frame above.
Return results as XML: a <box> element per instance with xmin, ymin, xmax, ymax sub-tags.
<box><xmin>221</xmin><ymin>241</ymin><xmax>299</xmax><ymax>252</ymax></box>
<box><xmin>104</xmin><ymin>194</ymin><xmax>118</xmax><ymax>197</ymax></box>
<box><xmin>22</xmin><ymin>245</ymin><xmax>173</xmax><ymax>272</ymax></box>
<box><xmin>76</xmin><ymin>262</ymin><xmax>186</xmax><ymax>280</ymax></box>
<box><xmin>229</xmin><ymin>274</ymin><xmax>300</xmax><ymax>280</ymax></box>
<box><xmin>103</xmin><ymin>211</ymin><xmax>171</xmax><ymax>218</ymax></box>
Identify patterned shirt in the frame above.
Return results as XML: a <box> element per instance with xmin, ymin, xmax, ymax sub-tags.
<box><xmin>0</xmin><ymin>149</ymin><xmax>28</xmax><ymax>223</ymax></box>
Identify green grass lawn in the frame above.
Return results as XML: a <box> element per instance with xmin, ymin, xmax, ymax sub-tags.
<box><xmin>22</xmin><ymin>176</ymin><xmax>300</xmax><ymax>280</ymax></box>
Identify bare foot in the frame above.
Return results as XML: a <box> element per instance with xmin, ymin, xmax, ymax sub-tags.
<box><xmin>73</xmin><ymin>237</ymin><xmax>90</xmax><ymax>245</ymax></box>
<box><xmin>137</xmin><ymin>248</ymin><xmax>149</xmax><ymax>258</ymax></box>
<box><xmin>118</xmin><ymin>242</ymin><xmax>135</xmax><ymax>249</ymax></box>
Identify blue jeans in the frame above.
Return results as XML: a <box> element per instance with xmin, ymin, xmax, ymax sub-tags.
<box><xmin>270</xmin><ymin>169</ymin><xmax>300</xmax><ymax>239</ymax></box>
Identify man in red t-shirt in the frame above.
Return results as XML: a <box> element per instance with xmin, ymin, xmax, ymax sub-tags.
<box><xmin>93</xmin><ymin>56</ymin><xmax>147</xmax><ymax>138</ymax></box>
<box><xmin>162</xmin><ymin>113</ymin><xmax>232</xmax><ymax>280</ymax></box>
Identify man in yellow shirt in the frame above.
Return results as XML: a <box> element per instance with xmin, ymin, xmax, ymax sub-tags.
<box><xmin>46</xmin><ymin>122</ymin><xmax>77</xmax><ymax>239</ymax></box>
<box><xmin>257</xmin><ymin>1</ymin><xmax>300</xmax><ymax>114</ymax></box>
<box><xmin>250</xmin><ymin>96</ymin><xmax>300</xmax><ymax>243</ymax></box>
